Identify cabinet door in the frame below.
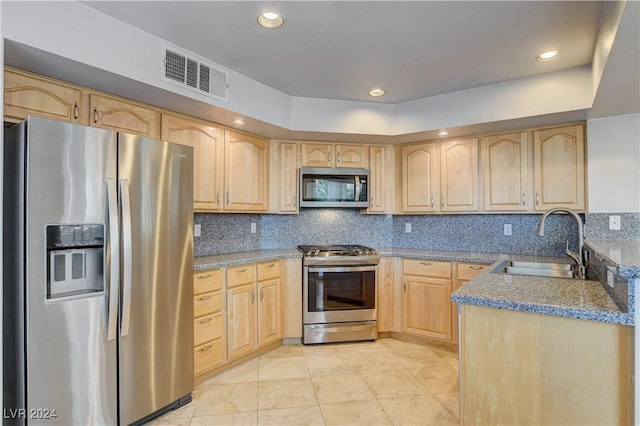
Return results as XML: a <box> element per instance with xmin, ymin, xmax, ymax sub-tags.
<box><xmin>90</xmin><ymin>94</ymin><xmax>160</xmax><ymax>138</ymax></box>
<box><xmin>224</xmin><ymin>130</ymin><xmax>269</xmax><ymax>212</ymax></box>
<box><xmin>452</xmin><ymin>262</ymin><xmax>489</xmax><ymax>344</ymax></box>
<box><xmin>440</xmin><ymin>138</ymin><xmax>479</xmax><ymax>212</ymax></box>
<box><xmin>368</xmin><ymin>145</ymin><xmax>389</xmax><ymax>213</ymax></box>
<box><xmin>482</xmin><ymin>132</ymin><xmax>529</xmax><ymax>211</ymax></box>
<box><xmin>279</xmin><ymin>142</ymin><xmax>299</xmax><ymax>212</ymax></box>
<box><xmin>376</xmin><ymin>257</ymin><xmax>395</xmax><ymax>332</ymax></box>
<box><xmin>227</xmin><ymin>283</ymin><xmax>257</xmax><ymax>360</ymax></box>
<box><xmin>161</xmin><ymin>114</ymin><xmax>224</xmax><ymax>211</ymax></box>
<box><xmin>300</xmin><ymin>143</ymin><xmax>333</xmax><ymax>167</ymax></box>
<box><xmin>402</xmin><ymin>276</ymin><xmax>452</xmax><ymax>341</ymax></box>
<box><xmin>335</xmin><ymin>144</ymin><xmax>368</xmax><ymax>168</ymax></box>
<box><xmin>533</xmin><ymin>125</ymin><xmax>585</xmax><ymax>211</ymax></box>
<box><xmin>401</xmin><ymin>143</ymin><xmax>439</xmax><ymax>212</ymax></box>
<box><xmin>4</xmin><ymin>68</ymin><xmax>86</xmax><ymax>124</ymax></box>
<box><xmin>258</xmin><ymin>278</ymin><xmax>282</xmax><ymax>347</ymax></box>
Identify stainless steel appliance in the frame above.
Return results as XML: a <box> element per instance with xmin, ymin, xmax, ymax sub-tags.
<box><xmin>3</xmin><ymin>117</ymin><xmax>194</xmax><ymax>425</ymax></box>
<box><xmin>298</xmin><ymin>245</ymin><xmax>379</xmax><ymax>344</ymax></box>
<box><xmin>299</xmin><ymin>167</ymin><xmax>369</xmax><ymax>208</ymax></box>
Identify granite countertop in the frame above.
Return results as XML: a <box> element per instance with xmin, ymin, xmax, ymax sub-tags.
<box><xmin>194</xmin><ymin>249</ymin><xmax>302</xmax><ymax>271</ymax></box>
<box><xmin>584</xmin><ymin>239</ymin><xmax>640</xmax><ymax>279</ymax></box>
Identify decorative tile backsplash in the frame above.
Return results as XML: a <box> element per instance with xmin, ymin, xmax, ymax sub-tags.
<box><xmin>585</xmin><ymin>213</ymin><xmax>640</xmax><ymax>240</ymax></box>
<box><xmin>194</xmin><ymin>209</ymin><xmax>601</xmax><ymax>257</ymax></box>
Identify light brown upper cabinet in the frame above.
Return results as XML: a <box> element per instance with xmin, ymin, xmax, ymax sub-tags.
<box><xmin>4</xmin><ymin>68</ymin><xmax>87</xmax><ymax>124</ymax></box>
<box><xmin>224</xmin><ymin>130</ymin><xmax>269</xmax><ymax>212</ymax></box>
<box><xmin>300</xmin><ymin>143</ymin><xmax>368</xmax><ymax>168</ymax></box>
<box><xmin>400</xmin><ymin>138</ymin><xmax>479</xmax><ymax>213</ymax></box>
<box><xmin>440</xmin><ymin>138</ymin><xmax>479</xmax><ymax>212</ymax></box>
<box><xmin>90</xmin><ymin>94</ymin><xmax>160</xmax><ymax>138</ymax></box>
<box><xmin>481</xmin><ymin>132</ymin><xmax>530</xmax><ymax>212</ymax></box>
<box><xmin>533</xmin><ymin>124</ymin><xmax>586</xmax><ymax>211</ymax></box>
<box><xmin>161</xmin><ymin>113</ymin><xmax>224</xmax><ymax>212</ymax></box>
<box><xmin>401</xmin><ymin>142</ymin><xmax>440</xmax><ymax>212</ymax></box>
<box><xmin>367</xmin><ymin>145</ymin><xmax>394</xmax><ymax>214</ymax></box>
<box><xmin>277</xmin><ymin>142</ymin><xmax>299</xmax><ymax>213</ymax></box>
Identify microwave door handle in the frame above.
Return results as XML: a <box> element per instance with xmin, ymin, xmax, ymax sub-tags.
<box><xmin>355</xmin><ymin>176</ymin><xmax>361</xmax><ymax>201</ymax></box>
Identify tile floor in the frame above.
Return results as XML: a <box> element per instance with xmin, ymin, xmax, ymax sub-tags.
<box><xmin>149</xmin><ymin>338</ymin><xmax>459</xmax><ymax>425</ymax></box>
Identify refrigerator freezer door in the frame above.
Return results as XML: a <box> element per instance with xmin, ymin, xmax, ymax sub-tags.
<box><xmin>22</xmin><ymin>118</ymin><xmax>118</xmax><ymax>425</ymax></box>
<box><xmin>117</xmin><ymin>133</ymin><xmax>194</xmax><ymax>424</ymax></box>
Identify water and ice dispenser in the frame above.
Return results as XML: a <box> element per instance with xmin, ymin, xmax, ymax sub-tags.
<box><xmin>46</xmin><ymin>224</ymin><xmax>104</xmax><ymax>300</ymax></box>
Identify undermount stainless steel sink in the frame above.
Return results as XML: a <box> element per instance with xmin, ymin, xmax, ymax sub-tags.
<box><xmin>492</xmin><ymin>260</ymin><xmax>576</xmax><ymax>279</ymax></box>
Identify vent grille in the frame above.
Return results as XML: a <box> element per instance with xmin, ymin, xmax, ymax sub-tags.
<box><xmin>163</xmin><ymin>46</ymin><xmax>228</xmax><ymax>102</ymax></box>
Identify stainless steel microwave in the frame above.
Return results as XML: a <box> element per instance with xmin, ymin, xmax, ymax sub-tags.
<box><xmin>299</xmin><ymin>167</ymin><xmax>369</xmax><ymax>208</ymax></box>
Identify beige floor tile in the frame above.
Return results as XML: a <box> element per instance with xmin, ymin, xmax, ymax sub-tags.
<box><xmin>329</xmin><ymin>340</ymin><xmax>388</xmax><ymax>354</ymax></box>
<box><xmin>190</xmin><ymin>412</ymin><xmax>258</xmax><ymax>425</ymax></box>
<box><xmin>352</xmin><ymin>350</ymin><xmax>404</xmax><ymax>374</ymax></box>
<box><xmin>361</xmin><ymin>367</ymin><xmax>427</xmax><ymax>399</ymax></box>
<box><xmin>434</xmin><ymin>392</ymin><xmax>460</xmax><ymax>421</ymax></box>
<box><xmin>258</xmin><ymin>356</ymin><xmax>309</xmax><ymax>381</ymax></box>
<box><xmin>304</xmin><ymin>352</ymin><xmax>360</xmax><ymax>377</ymax></box>
<box><xmin>258</xmin><ymin>377</ymin><xmax>318</xmax><ymax>410</ymax></box>
<box><xmin>312</xmin><ymin>373</ymin><xmax>376</xmax><ymax>404</ymax></box>
<box><xmin>194</xmin><ymin>382</ymin><xmax>258</xmax><ymax>417</ymax></box>
<box><xmin>204</xmin><ymin>358</ymin><xmax>258</xmax><ymax>385</ymax></box>
<box><xmin>257</xmin><ymin>405</ymin><xmax>325</xmax><ymax>425</ymax></box>
<box><xmin>320</xmin><ymin>400</ymin><xmax>392</xmax><ymax>425</ymax></box>
<box><xmin>412</xmin><ymin>364</ymin><xmax>459</xmax><ymax>395</ymax></box>
<box><xmin>378</xmin><ymin>395</ymin><xmax>458</xmax><ymax>426</ymax></box>
<box><xmin>259</xmin><ymin>344</ymin><xmax>305</xmax><ymax>359</ymax></box>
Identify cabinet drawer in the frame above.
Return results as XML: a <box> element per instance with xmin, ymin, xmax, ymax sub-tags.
<box><xmin>403</xmin><ymin>259</ymin><xmax>451</xmax><ymax>278</ymax></box>
<box><xmin>257</xmin><ymin>261</ymin><xmax>280</xmax><ymax>281</ymax></box>
<box><xmin>194</xmin><ymin>269</ymin><xmax>223</xmax><ymax>295</ymax></box>
<box><xmin>227</xmin><ymin>264</ymin><xmax>256</xmax><ymax>288</ymax></box>
<box><xmin>194</xmin><ymin>312</ymin><xmax>223</xmax><ymax>346</ymax></box>
<box><xmin>194</xmin><ymin>339</ymin><xmax>224</xmax><ymax>375</ymax></box>
<box><xmin>457</xmin><ymin>262</ymin><xmax>490</xmax><ymax>281</ymax></box>
<box><xmin>194</xmin><ymin>291</ymin><xmax>223</xmax><ymax>318</ymax></box>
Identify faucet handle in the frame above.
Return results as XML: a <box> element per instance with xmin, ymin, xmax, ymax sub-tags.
<box><xmin>565</xmin><ymin>240</ymin><xmax>580</xmax><ymax>263</ymax></box>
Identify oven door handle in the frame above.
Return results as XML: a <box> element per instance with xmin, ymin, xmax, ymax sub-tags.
<box><xmin>307</xmin><ymin>265</ymin><xmax>377</xmax><ymax>273</ymax></box>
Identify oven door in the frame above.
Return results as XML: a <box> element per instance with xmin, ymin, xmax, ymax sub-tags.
<box><xmin>303</xmin><ymin>265</ymin><xmax>377</xmax><ymax>324</ymax></box>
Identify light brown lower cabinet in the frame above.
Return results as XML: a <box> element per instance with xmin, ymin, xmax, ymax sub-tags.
<box><xmin>460</xmin><ymin>304</ymin><xmax>633</xmax><ymax>425</ymax></box>
<box><xmin>193</xmin><ymin>270</ymin><xmax>226</xmax><ymax>377</ymax></box>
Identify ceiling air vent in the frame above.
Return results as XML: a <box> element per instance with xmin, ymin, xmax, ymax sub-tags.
<box><xmin>162</xmin><ymin>46</ymin><xmax>229</xmax><ymax>102</ymax></box>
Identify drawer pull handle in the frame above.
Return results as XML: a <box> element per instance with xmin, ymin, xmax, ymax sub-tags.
<box><xmin>196</xmin><ymin>295</ymin><xmax>212</xmax><ymax>302</ymax></box>
<box><xmin>93</xmin><ymin>107</ymin><xmax>98</xmax><ymax>125</ymax></box>
<box><xmin>260</xmin><ymin>288</ymin><xmax>264</xmax><ymax>301</ymax></box>
<box><xmin>197</xmin><ymin>273</ymin><xmax>212</xmax><ymax>279</ymax></box>
<box><xmin>73</xmin><ymin>102</ymin><xmax>79</xmax><ymax>121</ymax></box>
<box><xmin>265</xmin><ymin>264</ymin><xmax>275</xmax><ymax>269</ymax></box>
<box><xmin>197</xmin><ymin>318</ymin><xmax>212</xmax><ymax>325</ymax></box>
<box><xmin>420</xmin><ymin>262</ymin><xmax>432</xmax><ymax>266</ymax></box>
<box><xmin>470</xmin><ymin>266</ymin><xmax>484</xmax><ymax>270</ymax></box>
<box><xmin>235</xmin><ymin>268</ymin><xmax>247</xmax><ymax>273</ymax></box>
<box><xmin>198</xmin><ymin>345</ymin><xmax>213</xmax><ymax>352</ymax></box>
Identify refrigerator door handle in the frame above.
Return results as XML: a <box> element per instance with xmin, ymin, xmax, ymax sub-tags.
<box><xmin>106</xmin><ymin>178</ymin><xmax>120</xmax><ymax>341</ymax></box>
<box><xmin>120</xmin><ymin>178</ymin><xmax>133</xmax><ymax>337</ymax></box>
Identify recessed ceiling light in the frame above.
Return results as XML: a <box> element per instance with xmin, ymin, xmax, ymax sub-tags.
<box><xmin>368</xmin><ymin>88</ymin><xmax>386</xmax><ymax>97</ymax></box>
<box><xmin>437</xmin><ymin>131</ymin><xmax>450</xmax><ymax>137</ymax></box>
<box><xmin>257</xmin><ymin>12</ymin><xmax>284</xmax><ymax>29</ymax></box>
<box><xmin>232</xmin><ymin>118</ymin><xmax>246</xmax><ymax>125</ymax></box>
<box><xmin>534</xmin><ymin>50</ymin><xmax>562</xmax><ymax>62</ymax></box>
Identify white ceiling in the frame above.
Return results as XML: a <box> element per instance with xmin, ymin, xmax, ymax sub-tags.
<box><xmin>81</xmin><ymin>1</ymin><xmax>605</xmax><ymax>104</ymax></box>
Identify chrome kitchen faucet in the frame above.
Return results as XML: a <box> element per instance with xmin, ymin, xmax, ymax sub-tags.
<box><xmin>536</xmin><ymin>208</ymin><xmax>586</xmax><ymax>279</ymax></box>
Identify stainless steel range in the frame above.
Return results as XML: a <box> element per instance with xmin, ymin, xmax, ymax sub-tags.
<box><xmin>298</xmin><ymin>245</ymin><xmax>380</xmax><ymax>344</ymax></box>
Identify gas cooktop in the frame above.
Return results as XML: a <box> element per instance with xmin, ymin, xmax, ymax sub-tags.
<box><xmin>297</xmin><ymin>245</ymin><xmax>380</xmax><ymax>266</ymax></box>
<box><xmin>297</xmin><ymin>244</ymin><xmax>378</xmax><ymax>257</ymax></box>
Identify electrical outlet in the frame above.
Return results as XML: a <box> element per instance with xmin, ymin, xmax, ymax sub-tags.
<box><xmin>194</xmin><ymin>224</ymin><xmax>201</xmax><ymax>237</ymax></box>
<box><xmin>503</xmin><ymin>224</ymin><xmax>512</xmax><ymax>236</ymax></box>
<box><xmin>606</xmin><ymin>269</ymin><xmax>615</xmax><ymax>288</ymax></box>
<box><xmin>609</xmin><ymin>215</ymin><xmax>621</xmax><ymax>230</ymax></box>
<box><xmin>405</xmin><ymin>223</ymin><xmax>412</xmax><ymax>233</ymax></box>
<box><xmin>251</xmin><ymin>222</ymin><xmax>257</xmax><ymax>234</ymax></box>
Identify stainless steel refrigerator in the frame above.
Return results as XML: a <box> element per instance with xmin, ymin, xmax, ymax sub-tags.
<box><xmin>3</xmin><ymin>117</ymin><xmax>194</xmax><ymax>425</ymax></box>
